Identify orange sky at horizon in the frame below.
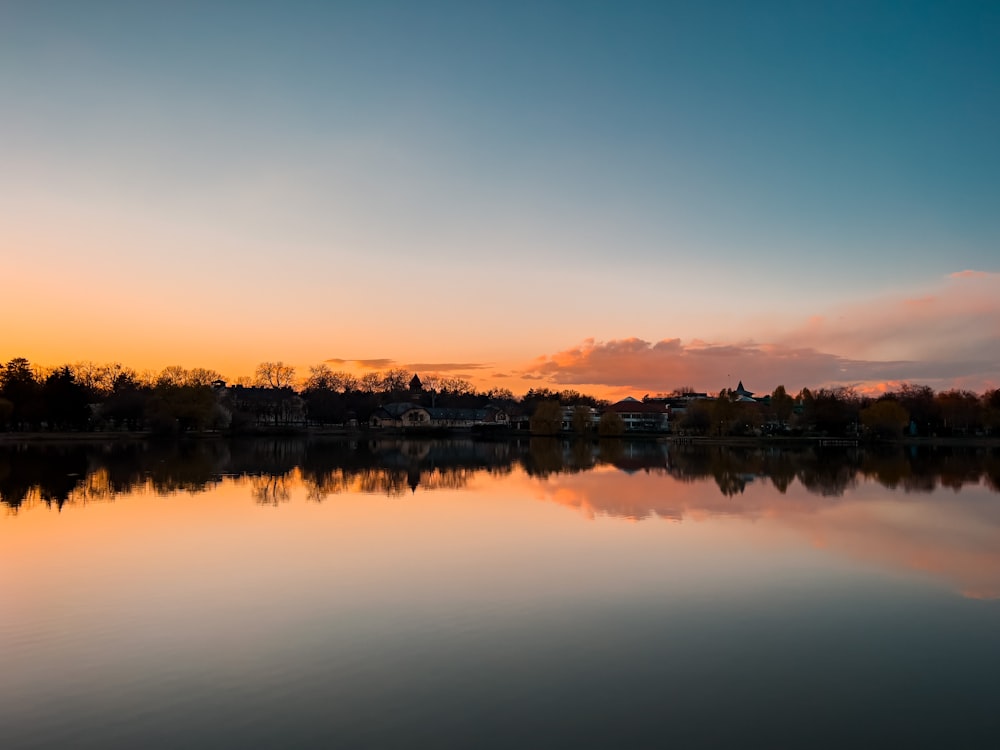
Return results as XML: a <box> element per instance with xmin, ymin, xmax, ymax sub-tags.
<box><xmin>3</xmin><ymin>268</ymin><xmax>999</xmax><ymax>398</ymax></box>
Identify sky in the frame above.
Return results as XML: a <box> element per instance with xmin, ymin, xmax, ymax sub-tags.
<box><xmin>2</xmin><ymin>0</ymin><xmax>998</xmax><ymax>398</ymax></box>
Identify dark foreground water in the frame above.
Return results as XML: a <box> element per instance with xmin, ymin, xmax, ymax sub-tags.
<box><xmin>2</xmin><ymin>439</ymin><xmax>999</xmax><ymax>748</ymax></box>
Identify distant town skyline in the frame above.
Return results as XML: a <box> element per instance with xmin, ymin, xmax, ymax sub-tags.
<box><xmin>3</xmin><ymin>2</ymin><xmax>998</xmax><ymax>398</ymax></box>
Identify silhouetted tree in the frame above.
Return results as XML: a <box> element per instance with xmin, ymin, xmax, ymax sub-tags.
<box><xmin>100</xmin><ymin>373</ymin><xmax>148</xmax><ymax>431</ymax></box>
<box><xmin>147</xmin><ymin>381</ymin><xmax>220</xmax><ymax>434</ymax></box>
<box><xmin>42</xmin><ymin>367</ymin><xmax>90</xmax><ymax>430</ymax></box>
<box><xmin>935</xmin><ymin>390</ymin><xmax>982</xmax><ymax>436</ymax></box>
<box><xmin>530</xmin><ymin>401</ymin><xmax>562</xmax><ymax>435</ymax></box>
<box><xmin>157</xmin><ymin>365</ymin><xmax>221</xmax><ymax>388</ymax></box>
<box><xmin>771</xmin><ymin>385</ymin><xmax>794</xmax><ymax>425</ymax></box>
<box><xmin>861</xmin><ymin>399</ymin><xmax>909</xmax><ymax>439</ymax></box>
<box><xmin>380</xmin><ymin>368</ymin><xmax>412</xmax><ymax>395</ymax></box>
<box><xmin>804</xmin><ymin>388</ymin><xmax>858</xmax><ymax>436</ymax></box>
<box><xmin>598</xmin><ymin>411</ymin><xmax>625</xmax><ymax>436</ymax></box>
<box><xmin>679</xmin><ymin>400</ymin><xmax>712</xmax><ymax>435</ymax></box>
<box><xmin>984</xmin><ymin>389</ymin><xmax>1000</xmax><ymax>435</ymax></box>
<box><xmin>255</xmin><ymin>361</ymin><xmax>296</xmax><ymax>389</ymax></box>
<box><xmin>1</xmin><ymin>358</ymin><xmax>42</xmax><ymax>430</ymax></box>
<box><xmin>304</xmin><ymin>364</ymin><xmax>357</xmax><ymax>393</ymax></box>
<box><xmin>571</xmin><ymin>405</ymin><xmax>593</xmax><ymax>434</ymax></box>
<box><xmin>896</xmin><ymin>384</ymin><xmax>939</xmax><ymax>436</ymax></box>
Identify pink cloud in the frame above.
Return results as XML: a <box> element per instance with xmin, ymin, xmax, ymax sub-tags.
<box><xmin>781</xmin><ymin>271</ymin><xmax>1000</xmax><ymax>364</ymax></box>
<box><xmin>524</xmin><ymin>337</ymin><xmax>920</xmax><ymax>394</ymax></box>
<box><xmin>523</xmin><ymin>272</ymin><xmax>1000</xmax><ymax>394</ymax></box>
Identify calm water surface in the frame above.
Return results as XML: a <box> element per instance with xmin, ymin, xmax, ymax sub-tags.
<box><xmin>2</xmin><ymin>439</ymin><xmax>999</xmax><ymax>748</ymax></box>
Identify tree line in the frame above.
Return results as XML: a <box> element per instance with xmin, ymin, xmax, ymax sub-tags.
<box><xmin>0</xmin><ymin>357</ymin><xmax>597</xmax><ymax>434</ymax></box>
<box><xmin>2</xmin><ymin>356</ymin><xmax>999</xmax><ymax>438</ymax></box>
<box><xmin>675</xmin><ymin>383</ymin><xmax>1000</xmax><ymax>438</ymax></box>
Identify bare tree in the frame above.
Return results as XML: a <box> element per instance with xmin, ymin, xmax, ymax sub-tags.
<box><xmin>359</xmin><ymin>371</ymin><xmax>382</xmax><ymax>393</ymax></box>
<box><xmin>380</xmin><ymin>368</ymin><xmax>412</xmax><ymax>394</ymax></box>
<box><xmin>157</xmin><ymin>365</ymin><xmax>221</xmax><ymax>388</ymax></box>
<box><xmin>255</xmin><ymin>361</ymin><xmax>296</xmax><ymax>389</ymax></box>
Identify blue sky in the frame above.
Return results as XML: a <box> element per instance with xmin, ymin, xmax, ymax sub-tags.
<box><xmin>2</xmin><ymin>1</ymin><xmax>998</xmax><ymax>393</ymax></box>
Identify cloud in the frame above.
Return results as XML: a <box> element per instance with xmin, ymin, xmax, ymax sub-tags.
<box><xmin>525</xmin><ymin>338</ymin><xmax>867</xmax><ymax>393</ymax></box>
<box><xmin>405</xmin><ymin>362</ymin><xmax>490</xmax><ymax>372</ymax></box>
<box><xmin>325</xmin><ymin>358</ymin><xmax>396</xmax><ymax>369</ymax></box>
<box><xmin>780</xmin><ymin>271</ymin><xmax>1000</xmax><ymax>365</ymax></box>
<box><xmin>523</xmin><ymin>271</ymin><xmax>1000</xmax><ymax>394</ymax></box>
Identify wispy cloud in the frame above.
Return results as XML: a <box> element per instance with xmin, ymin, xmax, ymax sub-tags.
<box><xmin>949</xmin><ymin>269</ymin><xmax>992</xmax><ymax>279</ymax></box>
<box><xmin>325</xmin><ymin>358</ymin><xmax>396</xmax><ymax>369</ymax></box>
<box><xmin>780</xmin><ymin>270</ymin><xmax>1000</xmax><ymax>363</ymax></box>
<box><xmin>405</xmin><ymin>362</ymin><xmax>490</xmax><ymax>372</ymax></box>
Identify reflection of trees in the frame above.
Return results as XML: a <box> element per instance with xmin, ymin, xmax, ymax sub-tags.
<box><xmin>767</xmin><ymin>451</ymin><xmax>798</xmax><ymax>494</ymax></box>
<box><xmin>795</xmin><ymin>449</ymin><xmax>859</xmax><ymax>497</ymax></box>
<box><xmin>300</xmin><ymin>439</ymin><xmax>514</xmax><ymax>499</ymax></box>
<box><xmin>357</xmin><ymin>468</ymin><xmax>410</xmax><ymax>497</ymax></box>
<box><xmin>250</xmin><ymin>473</ymin><xmax>293</xmax><ymax>506</ymax></box>
<box><xmin>937</xmin><ymin>451</ymin><xmax>991</xmax><ymax>491</ymax></box>
<box><xmin>3</xmin><ymin>440</ymin><xmax>1000</xmax><ymax>514</ymax></box>
<box><xmin>571</xmin><ymin>439</ymin><xmax>596</xmax><ymax>471</ymax></box>
<box><xmin>668</xmin><ymin>446</ymin><xmax>861</xmax><ymax>498</ymax></box>
<box><xmin>985</xmin><ymin>453</ymin><xmax>1000</xmax><ymax>493</ymax></box>
<box><xmin>861</xmin><ymin>451</ymin><xmax>911</xmax><ymax>488</ymax></box>
<box><xmin>597</xmin><ymin>439</ymin><xmax>626</xmax><ymax>466</ymax></box>
<box><xmin>0</xmin><ymin>445</ymin><xmax>90</xmax><ymax>511</ymax></box>
<box><xmin>523</xmin><ymin>438</ymin><xmax>565</xmax><ymax>477</ymax></box>
<box><xmin>714</xmin><ymin>469</ymin><xmax>748</xmax><ymax>497</ymax></box>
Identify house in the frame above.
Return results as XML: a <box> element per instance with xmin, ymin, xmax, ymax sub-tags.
<box><xmin>560</xmin><ymin>405</ymin><xmax>600</xmax><ymax>431</ymax></box>
<box><xmin>369</xmin><ymin>402</ymin><xmax>433</xmax><ymax>429</ymax></box>
<box><xmin>604</xmin><ymin>397</ymin><xmax>670</xmax><ymax>432</ymax></box>
<box><xmin>644</xmin><ymin>392</ymin><xmax>709</xmax><ymax>419</ymax></box>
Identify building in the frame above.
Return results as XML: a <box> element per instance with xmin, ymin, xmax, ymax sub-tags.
<box><xmin>560</xmin><ymin>405</ymin><xmax>601</xmax><ymax>431</ymax></box>
<box><xmin>603</xmin><ymin>397</ymin><xmax>670</xmax><ymax>432</ymax></box>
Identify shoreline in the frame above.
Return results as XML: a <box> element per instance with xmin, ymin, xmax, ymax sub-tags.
<box><xmin>2</xmin><ymin>429</ymin><xmax>999</xmax><ymax>449</ymax></box>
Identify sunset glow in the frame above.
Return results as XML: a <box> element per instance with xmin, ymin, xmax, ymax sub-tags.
<box><xmin>3</xmin><ymin>2</ymin><xmax>998</xmax><ymax>397</ymax></box>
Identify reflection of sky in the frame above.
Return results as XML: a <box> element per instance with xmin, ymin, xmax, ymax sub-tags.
<box><xmin>4</xmin><ymin>463</ymin><xmax>1000</xmax><ymax>601</ymax></box>
<box><xmin>525</xmin><ymin>466</ymin><xmax>1000</xmax><ymax>600</ymax></box>
<box><xmin>2</xmin><ymin>467</ymin><xmax>1000</xmax><ymax>747</ymax></box>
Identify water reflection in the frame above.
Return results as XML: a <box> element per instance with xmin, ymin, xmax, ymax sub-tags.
<box><xmin>2</xmin><ymin>438</ymin><xmax>998</xmax><ymax>512</ymax></box>
<box><xmin>3</xmin><ymin>439</ymin><xmax>1000</xmax><ymax>748</ymax></box>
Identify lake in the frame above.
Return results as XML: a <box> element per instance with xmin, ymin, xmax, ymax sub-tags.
<box><xmin>2</xmin><ymin>438</ymin><xmax>999</xmax><ymax>748</ymax></box>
